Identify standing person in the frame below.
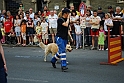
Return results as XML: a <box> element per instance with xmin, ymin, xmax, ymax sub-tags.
<box><xmin>70</xmin><ymin>10</ymin><xmax>79</xmax><ymax>46</ymax></box>
<box><xmin>51</xmin><ymin>8</ymin><xmax>70</xmax><ymax>71</ymax></box>
<box><xmin>4</xmin><ymin>17</ymin><xmax>13</xmax><ymax>44</ymax></box>
<box><xmin>90</xmin><ymin>10</ymin><xmax>101</xmax><ymax>50</ymax></box>
<box><xmin>74</xmin><ymin>19</ymin><xmax>82</xmax><ymax>49</ymax></box>
<box><xmin>29</xmin><ymin>8</ymin><xmax>34</xmax><ymax>20</ymax></box>
<box><xmin>41</xmin><ymin>17</ymin><xmax>48</xmax><ymax>44</ymax></box>
<box><xmin>26</xmin><ymin>18</ymin><xmax>34</xmax><ymax>45</ymax></box>
<box><xmin>97</xmin><ymin>7</ymin><xmax>105</xmax><ymax>26</ymax></box>
<box><xmin>0</xmin><ymin>29</ymin><xmax>7</xmax><ymax>83</ymax></box>
<box><xmin>6</xmin><ymin>11</ymin><xmax>13</xmax><ymax>23</ymax></box>
<box><xmin>108</xmin><ymin>6</ymin><xmax>114</xmax><ymax>17</ymax></box>
<box><xmin>98</xmin><ymin>26</ymin><xmax>105</xmax><ymax>51</ymax></box>
<box><xmin>14</xmin><ymin>15</ymin><xmax>21</xmax><ymax>45</ymax></box>
<box><xmin>35</xmin><ymin>21</ymin><xmax>42</xmax><ymax>43</ymax></box>
<box><xmin>104</xmin><ymin>13</ymin><xmax>113</xmax><ymax>50</ymax></box>
<box><xmin>112</xmin><ymin>6</ymin><xmax>124</xmax><ymax>36</ymax></box>
<box><xmin>85</xmin><ymin>10</ymin><xmax>92</xmax><ymax>47</ymax></box>
<box><xmin>20</xmin><ymin>20</ymin><xmax>27</xmax><ymax>46</ymax></box>
<box><xmin>48</xmin><ymin>10</ymin><xmax>58</xmax><ymax>43</ymax></box>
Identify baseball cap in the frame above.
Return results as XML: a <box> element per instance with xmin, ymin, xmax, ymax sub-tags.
<box><xmin>108</xmin><ymin>6</ymin><xmax>112</xmax><ymax>9</ymax></box>
<box><xmin>62</xmin><ymin>8</ymin><xmax>70</xmax><ymax>13</ymax></box>
<box><xmin>98</xmin><ymin>7</ymin><xmax>102</xmax><ymax>10</ymax></box>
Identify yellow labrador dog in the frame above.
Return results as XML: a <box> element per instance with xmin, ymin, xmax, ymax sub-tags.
<box><xmin>39</xmin><ymin>42</ymin><xmax>73</xmax><ymax>61</ymax></box>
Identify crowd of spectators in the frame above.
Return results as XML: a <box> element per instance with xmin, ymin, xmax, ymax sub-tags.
<box><xmin>0</xmin><ymin>4</ymin><xmax>124</xmax><ymax>50</ymax></box>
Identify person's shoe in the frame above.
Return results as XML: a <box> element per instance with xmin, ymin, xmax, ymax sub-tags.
<box><xmin>85</xmin><ymin>45</ymin><xmax>88</xmax><ymax>47</ymax></box>
<box><xmin>51</xmin><ymin>61</ymin><xmax>56</xmax><ymax>68</ymax></box>
<box><xmin>61</xmin><ymin>66</ymin><xmax>68</xmax><ymax>72</ymax></box>
<box><xmin>106</xmin><ymin>48</ymin><xmax>108</xmax><ymax>50</ymax></box>
<box><xmin>102</xmin><ymin>48</ymin><xmax>104</xmax><ymax>51</ymax></box>
<box><xmin>91</xmin><ymin>47</ymin><xmax>95</xmax><ymax>50</ymax></box>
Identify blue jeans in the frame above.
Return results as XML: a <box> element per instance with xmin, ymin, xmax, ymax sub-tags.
<box><xmin>76</xmin><ymin>34</ymin><xmax>82</xmax><ymax>48</ymax></box>
<box><xmin>84</xmin><ymin>27</ymin><xmax>92</xmax><ymax>46</ymax></box>
<box><xmin>51</xmin><ymin>36</ymin><xmax>67</xmax><ymax>67</ymax></box>
<box><xmin>0</xmin><ymin>68</ymin><xmax>7</xmax><ymax>83</ymax></box>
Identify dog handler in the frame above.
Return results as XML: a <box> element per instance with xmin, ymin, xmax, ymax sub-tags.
<box><xmin>51</xmin><ymin>8</ymin><xmax>70</xmax><ymax>71</ymax></box>
<box><xmin>0</xmin><ymin>30</ymin><xmax>7</xmax><ymax>83</ymax></box>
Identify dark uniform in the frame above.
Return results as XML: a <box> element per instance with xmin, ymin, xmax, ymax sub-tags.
<box><xmin>0</xmin><ymin>30</ymin><xmax>7</xmax><ymax>83</ymax></box>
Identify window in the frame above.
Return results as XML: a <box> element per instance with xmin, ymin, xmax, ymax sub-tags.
<box><xmin>117</xmin><ymin>0</ymin><xmax>124</xmax><ymax>3</ymax></box>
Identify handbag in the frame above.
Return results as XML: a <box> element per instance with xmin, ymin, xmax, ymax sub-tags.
<box><xmin>92</xmin><ymin>28</ymin><xmax>98</xmax><ymax>32</ymax></box>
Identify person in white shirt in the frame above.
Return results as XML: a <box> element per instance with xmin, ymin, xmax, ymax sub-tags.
<box><xmin>74</xmin><ymin>20</ymin><xmax>82</xmax><ymax>49</ymax></box>
<box><xmin>48</xmin><ymin>10</ymin><xmax>58</xmax><ymax>43</ymax></box>
<box><xmin>29</xmin><ymin>8</ymin><xmax>34</xmax><ymax>20</ymax></box>
<box><xmin>90</xmin><ymin>10</ymin><xmax>101</xmax><ymax>50</ymax></box>
<box><xmin>41</xmin><ymin>17</ymin><xmax>48</xmax><ymax>44</ymax></box>
<box><xmin>104</xmin><ymin>13</ymin><xmax>113</xmax><ymax>50</ymax></box>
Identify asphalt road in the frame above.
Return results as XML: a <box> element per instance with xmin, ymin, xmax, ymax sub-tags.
<box><xmin>3</xmin><ymin>46</ymin><xmax>124</xmax><ymax>83</ymax></box>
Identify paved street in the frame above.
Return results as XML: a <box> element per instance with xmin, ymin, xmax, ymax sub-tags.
<box><xmin>4</xmin><ymin>46</ymin><xmax>124</xmax><ymax>83</ymax></box>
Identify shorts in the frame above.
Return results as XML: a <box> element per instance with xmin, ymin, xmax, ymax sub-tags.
<box><xmin>49</xmin><ymin>28</ymin><xmax>57</xmax><ymax>34</ymax></box>
<box><xmin>21</xmin><ymin>33</ymin><xmax>26</xmax><ymax>40</ymax></box>
<box><xmin>15</xmin><ymin>32</ymin><xmax>21</xmax><ymax>36</ymax></box>
<box><xmin>91</xmin><ymin>29</ymin><xmax>99</xmax><ymax>36</ymax></box>
<box><xmin>27</xmin><ymin>28</ymin><xmax>34</xmax><ymax>36</ymax></box>
<box><xmin>42</xmin><ymin>32</ymin><xmax>48</xmax><ymax>39</ymax></box>
<box><xmin>36</xmin><ymin>34</ymin><xmax>41</xmax><ymax>39</ymax></box>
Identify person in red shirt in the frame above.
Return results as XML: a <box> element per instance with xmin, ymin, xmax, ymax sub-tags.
<box><xmin>6</xmin><ymin>11</ymin><xmax>14</xmax><ymax>23</ymax></box>
<box><xmin>4</xmin><ymin>17</ymin><xmax>13</xmax><ymax>44</ymax></box>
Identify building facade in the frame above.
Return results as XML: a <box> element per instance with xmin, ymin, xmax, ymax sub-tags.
<box><xmin>0</xmin><ymin>0</ymin><xmax>124</xmax><ymax>15</ymax></box>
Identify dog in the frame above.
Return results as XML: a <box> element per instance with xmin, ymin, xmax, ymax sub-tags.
<box><xmin>39</xmin><ymin>42</ymin><xmax>73</xmax><ymax>62</ymax></box>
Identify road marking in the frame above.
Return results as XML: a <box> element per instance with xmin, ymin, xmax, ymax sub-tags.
<box><xmin>15</xmin><ymin>55</ymin><xmax>30</xmax><ymax>58</ymax></box>
<box><xmin>8</xmin><ymin>77</ymin><xmax>48</xmax><ymax>82</ymax></box>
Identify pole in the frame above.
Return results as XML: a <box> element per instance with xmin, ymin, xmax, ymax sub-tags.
<box><xmin>83</xmin><ymin>29</ymin><xmax>85</xmax><ymax>49</ymax></box>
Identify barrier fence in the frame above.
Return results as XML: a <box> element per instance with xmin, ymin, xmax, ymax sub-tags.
<box><xmin>100</xmin><ymin>27</ymin><xmax>124</xmax><ymax>65</ymax></box>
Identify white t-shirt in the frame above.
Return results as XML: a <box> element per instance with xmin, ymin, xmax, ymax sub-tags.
<box><xmin>90</xmin><ymin>16</ymin><xmax>101</xmax><ymax>29</ymax></box>
<box><xmin>86</xmin><ymin>16</ymin><xmax>91</xmax><ymax>27</ymax></box>
<box><xmin>14</xmin><ymin>19</ymin><xmax>21</xmax><ymax>32</ymax></box>
<box><xmin>30</xmin><ymin>13</ymin><xmax>35</xmax><ymax>19</ymax></box>
<box><xmin>74</xmin><ymin>24</ymin><xmax>82</xmax><ymax>34</ymax></box>
<box><xmin>41</xmin><ymin>22</ymin><xmax>48</xmax><ymax>32</ymax></box>
<box><xmin>104</xmin><ymin>18</ymin><xmax>113</xmax><ymax>32</ymax></box>
<box><xmin>70</xmin><ymin>15</ymin><xmax>79</xmax><ymax>22</ymax></box>
<box><xmin>48</xmin><ymin>14</ymin><xmax>58</xmax><ymax>28</ymax></box>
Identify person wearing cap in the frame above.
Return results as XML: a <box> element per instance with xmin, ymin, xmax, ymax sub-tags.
<box><xmin>108</xmin><ymin>6</ymin><xmax>114</xmax><ymax>16</ymax></box>
<box><xmin>48</xmin><ymin>10</ymin><xmax>58</xmax><ymax>43</ymax></box>
<box><xmin>97</xmin><ymin>7</ymin><xmax>105</xmax><ymax>26</ymax></box>
<box><xmin>51</xmin><ymin>8</ymin><xmax>70</xmax><ymax>71</ymax></box>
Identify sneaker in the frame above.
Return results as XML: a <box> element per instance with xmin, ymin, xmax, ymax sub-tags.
<box><xmin>51</xmin><ymin>61</ymin><xmax>56</xmax><ymax>68</ymax></box>
<box><xmin>61</xmin><ymin>66</ymin><xmax>68</xmax><ymax>72</ymax></box>
<box><xmin>85</xmin><ymin>45</ymin><xmax>88</xmax><ymax>47</ymax></box>
<box><xmin>31</xmin><ymin>42</ymin><xmax>33</xmax><ymax>45</ymax></box>
<box><xmin>91</xmin><ymin>47</ymin><xmax>95</xmax><ymax>50</ymax></box>
<box><xmin>106</xmin><ymin>48</ymin><xmax>108</xmax><ymax>50</ymax></box>
<box><xmin>28</xmin><ymin>42</ymin><xmax>32</xmax><ymax>45</ymax></box>
<box><xmin>99</xmin><ymin>49</ymin><xmax>101</xmax><ymax>51</ymax></box>
<box><xmin>102</xmin><ymin>49</ymin><xmax>104</xmax><ymax>51</ymax></box>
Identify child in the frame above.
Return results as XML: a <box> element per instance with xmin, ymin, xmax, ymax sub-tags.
<box><xmin>35</xmin><ymin>21</ymin><xmax>42</xmax><ymax>43</ymax></box>
<box><xmin>74</xmin><ymin>19</ymin><xmax>82</xmax><ymax>49</ymax></box>
<box><xmin>98</xmin><ymin>26</ymin><xmax>105</xmax><ymax>51</ymax></box>
<box><xmin>41</xmin><ymin>17</ymin><xmax>48</xmax><ymax>44</ymax></box>
<box><xmin>21</xmin><ymin>20</ymin><xmax>27</xmax><ymax>46</ymax></box>
<box><xmin>14</xmin><ymin>15</ymin><xmax>21</xmax><ymax>45</ymax></box>
<box><xmin>8</xmin><ymin>29</ymin><xmax>16</xmax><ymax>44</ymax></box>
<box><xmin>1</xmin><ymin>24</ymin><xmax>5</xmax><ymax>44</ymax></box>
